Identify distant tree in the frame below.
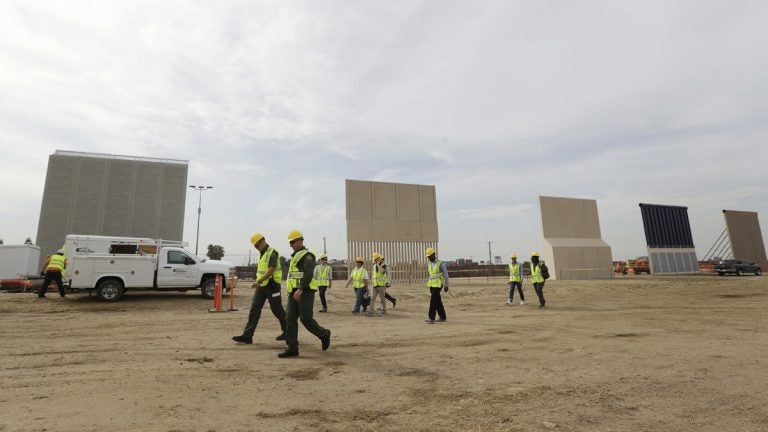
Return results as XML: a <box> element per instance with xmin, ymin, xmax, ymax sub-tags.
<box><xmin>0</xmin><ymin>238</ymin><xmax>4</xmax><ymax>245</ymax></box>
<box><xmin>24</xmin><ymin>237</ymin><xmax>33</xmax><ymax>245</ymax></box>
<box><xmin>207</xmin><ymin>244</ymin><xmax>225</xmax><ymax>260</ymax></box>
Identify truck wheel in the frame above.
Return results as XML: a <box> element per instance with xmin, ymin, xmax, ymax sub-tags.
<box><xmin>737</xmin><ymin>269</ymin><xmax>743</xmax><ymax>276</ymax></box>
<box><xmin>201</xmin><ymin>278</ymin><xmax>216</xmax><ymax>299</ymax></box>
<box><xmin>96</xmin><ymin>278</ymin><xmax>124</xmax><ymax>302</ymax></box>
<box><xmin>717</xmin><ymin>272</ymin><xmax>724</xmax><ymax>276</ymax></box>
<box><xmin>757</xmin><ymin>269</ymin><xmax>763</xmax><ymax>276</ymax></box>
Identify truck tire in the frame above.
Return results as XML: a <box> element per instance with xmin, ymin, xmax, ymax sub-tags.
<box><xmin>737</xmin><ymin>269</ymin><xmax>743</xmax><ymax>276</ymax></box>
<box><xmin>757</xmin><ymin>268</ymin><xmax>763</xmax><ymax>276</ymax></box>
<box><xmin>201</xmin><ymin>277</ymin><xmax>216</xmax><ymax>299</ymax></box>
<box><xmin>717</xmin><ymin>272</ymin><xmax>724</xmax><ymax>276</ymax></box>
<box><xmin>96</xmin><ymin>278</ymin><xmax>124</xmax><ymax>302</ymax></box>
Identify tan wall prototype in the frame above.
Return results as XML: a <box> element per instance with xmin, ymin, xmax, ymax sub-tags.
<box><xmin>346</xmin><ymin>180</ymin><xmax>439</xmax><ymax>282</ymax></box>
<box><xmin>723</xmin><ymin>210</ymin><xmax>767</xmax><ymax>267</ymax></box>
<box><xmin>539</xmin><ymin>196</ymin><xmax>613</xmax><ymax>280</ymax></box>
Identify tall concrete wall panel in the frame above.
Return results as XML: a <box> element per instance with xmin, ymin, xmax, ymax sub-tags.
<box><xmin>36</xmin><ymin>151</ymin><xmax>188</xmax><ymax>265</ymax></box>
<box><xmin>539</xmin><ymin>196</ymin><xmax>613</xmax><ymax>280</ymax></box>
<box><xmin>346</xmin><ymin>179</ymin><xmax>438</xmax><ymax>282</ymax></box>
<box><xmin>723</xmin><ymin>210</ymin><xmax>767</xmax><ymax>267</ymax></box>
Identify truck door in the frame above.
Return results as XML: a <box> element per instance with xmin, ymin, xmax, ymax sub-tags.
<box><xmin>158</xmin><ymin>250</ymin><xmax>198</xmax><ymax>287</ymax></box>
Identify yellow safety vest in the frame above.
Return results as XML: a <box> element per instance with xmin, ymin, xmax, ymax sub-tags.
<box><xmin>256</xmin><ymin>246</ymin><xmax>282</xmax><ymax>286</ymax></box>
<box><xmin>427</xmin><ymin>260</ymin><xmax>443</xmax><ymax>288</ymax></box>
<box><xmin>47</xmin><ymin>254</ymin><xmax>66</xmax><ymax>272</ymax></box>
<box><xmin>373</xmin><ymin>263</ymin><xmax>388</xmax><ymax>287</ymax></box>
<box><xmin>287</xmin><ymin>249</ymin><xmax>318</xmax><ymax>293</ymax></box>
<box><xmin>351</xmin><ymin>267</ymin><xmax>366</xmax><ymax>288</ymax></box>
<box><xmin>530</xmin><ymin>262</ymin><xmax>544</xmax><ymax>283</ymax></box>
<box><xmin>509</xmin><ymin>263</ymin><xmax>522</xmax><ymax>282</ymax></box>
<box><xmin>315</xmin><ymin>264</ymin><xmax>331</xmax><ymax>286</ymax></box>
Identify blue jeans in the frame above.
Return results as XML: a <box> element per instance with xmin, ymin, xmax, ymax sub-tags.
<box><xmin>352</xmin><ymin>287</ymin><xmax>367</xmax><ymax>313</ymax></box>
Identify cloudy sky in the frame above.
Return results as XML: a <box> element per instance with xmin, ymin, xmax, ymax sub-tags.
<box><xmin>2</xmin><ymin>0</ymin><xmax>767</xmax><ymax>264</ymax></box>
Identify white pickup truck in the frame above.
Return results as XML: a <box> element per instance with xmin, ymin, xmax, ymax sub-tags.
<box><xmin>65</xmin><ymin>235</ymin><xmax>234</xmax><ymax>302</ymax></box>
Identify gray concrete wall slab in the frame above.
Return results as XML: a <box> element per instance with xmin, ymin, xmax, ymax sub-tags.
<box><xmin>723</xmin><ymin>210</ymin><xmax>767</xmax><ymax>267</ymax></box>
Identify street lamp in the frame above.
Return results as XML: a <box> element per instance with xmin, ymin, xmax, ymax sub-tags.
<box><xmin>189</xmin><ymin>185</ymin><xmax>214</xmax><ymax>256</ymax></box>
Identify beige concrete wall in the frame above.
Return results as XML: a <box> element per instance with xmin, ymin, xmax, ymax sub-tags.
<box><xmin>346</xmin><ymin>179</ymin><xmax>439</xmax><ymax>282</ymax></box>
<box><xmin>723</xmin><ymin>210</ymin><xmax>767</xmax><ymax>267</ymax></box>
<box><xmin>539</xmin><ymin>196</ymin><xmax>613</xmax><ymax>280</ymax></box>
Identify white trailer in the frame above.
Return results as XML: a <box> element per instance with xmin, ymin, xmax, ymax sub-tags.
<box><xmin>0</xmin><ymin>244</ymin><xmax>42</xmax><ymax>280</ymax></box>
<box><xmin>65</xmin><ymin>235</ymin><xmax>234</xmax><ymax>302</ymax></box>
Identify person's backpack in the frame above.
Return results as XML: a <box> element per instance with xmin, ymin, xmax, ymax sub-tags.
<box><xmin>541</xmin><ymin>263</ymin><xmax>550</xmax><ymax>280</ymax></box>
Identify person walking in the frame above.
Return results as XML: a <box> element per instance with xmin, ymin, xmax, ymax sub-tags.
<box><xmin>279</xmin><ymin>229</ymin><xmax>331</xmax><ymax>358</ymax></box>
<box><xmin>377</xmin><ymin>253</ymin><xmax>397</xmax><ymax>309</ymax></box>
<box><xmin>39</xmin><ymin>249</ymin><xmax>67</xmax><ymax>298</ymax></box>
<box><xmin>507</xmin><ymin>253</ymin><xmax>525</xmax><ymax>305</ymax></box>
<box><xmin>530</xmin><ymin>252</ymin><xmax>547</xmax><ymax>308</ymax></box>
<box><xmin>314</xmin><ymin>253</ymin><xmax>332</xmax><ymax>312</ymax></box>
<box><xmin>424</xmin><ymin>247</ymin><xmax>449</xmax><ymax>323</ymax></box>
<box><xmin>368</xmin><ymin>252</ymin><xmax>388</xmax><ymax>316</ymax></box>
<box><xmin>232</xmin><ymin>233</ymin><xmax>287</xmax><ymax>344</ymax></box>
<box><xmin>345</xmin><ymin>257</ymin><xmax>369</xmax><ymax>315</ymax></box>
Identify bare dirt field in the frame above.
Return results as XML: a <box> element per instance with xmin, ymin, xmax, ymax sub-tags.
<box><xmin>2</xmin><ymin>275</ymin><xmax>768</xmax><ymax>432</ymax></box>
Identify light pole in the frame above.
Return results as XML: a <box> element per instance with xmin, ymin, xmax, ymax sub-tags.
<box><xmin>189</xmin><ymin>185</ymin><xmax>213</xmax><ymax>256</ymax></box>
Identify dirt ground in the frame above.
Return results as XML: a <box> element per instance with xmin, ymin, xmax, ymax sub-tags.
<box><xmin>1</xmin><ymin>275</ymin><xmax>767</xmax><ymax>432</ymax></box>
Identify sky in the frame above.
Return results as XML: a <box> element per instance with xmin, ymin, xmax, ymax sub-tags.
<box><xmin>1</xmin><ymin>0</ymin><xmax>767</xmax><ymax>265</ymax></box>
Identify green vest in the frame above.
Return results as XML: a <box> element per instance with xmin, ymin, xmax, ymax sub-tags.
<box><xmin>351</xmin><ymin>267</ymin><xmax>366</xmax><ymax>288</ymax></box>
<box><xmin>287</xmin><ymin>249</ymin><xmax>318</xmax><ymax>293</ymax></box>
<box><xmin>530</xmin><ymin>262</ymin><xmax>544</xmax><ymax>283</ymax></box>
<box><xmin>427</xmin><ymin>260</ymin><xmax>443</xmax><ymax>288</ymax></box>
<box><xmin>256</xmin><ymin>246</ymin><xmax>282</xmax><ymax>286</ymax></box>
<box><xmin>315</xmin><ymin>264</ymin><xmax>331</xmax><ymax>286</ymax></box>
<box><xmin>373</xmin><ymin>263</ymin><xmax>388</xmax><ymax>287</ymax></box>
<box><xmin>509</xmin><ymin>263</ymin><xmax>522</xmax><ymax>282</ymax></box>
<box><xmin>47</xmin><ymin>254</ymin><xmax>66</xmax><ymax>272</ymax></box>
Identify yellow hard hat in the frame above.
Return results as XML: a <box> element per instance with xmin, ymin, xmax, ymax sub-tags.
<box><xmin>425</xmin><ymin>247</ymin><xmax>436</xmax><ymax>257</ymax></box>
<box><xmin>355</xmin><ymin>256</ymin><xmax>364</xmax><ymax>263</ymax></box>
<box><xmin>250</xmin><ymin>232</ymin><xmax>264</xmax><ymax>245</ymax></box>
<box><xmin>287</xmin><ymin>229</ymin><xmax>303</xmax><ymax>242</ymax></box>
<box><xmin>372</xmin><ymin>252</ymin><xmax>382</xmax><ymax>260</ymax></box>
<box><xmin>510</xmin><ymin>253</ymin><xmax>517</xmax><ymax>259</ymax></box>
<box><xmin>319</xmin><ymin>253</ymin><xmax>328</xmax><ymax>260</ymax></box>
<box><xmin>531</xmin><ymin>251</ymin><xmax>540</xmax><ymax>257</ymax></box>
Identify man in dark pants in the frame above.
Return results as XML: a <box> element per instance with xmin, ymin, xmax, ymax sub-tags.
<box><xmin>232</xmin><ymin>233</ymin><xmax>287</xmax><ymax>344</ymax></box>
<box><xmin>314</xmin><ymin>253</ymin><xmax>332</xmax><ymax>312</ymax></box>
<box><xmin>507</xmin><ymin>253</ymin><xmax>525</xmax><ymax>306</ymax></box>
<box><xmin>39</xmin><ymin>249</ymin><xmax>67</xmax><ymax>298</ymax></box>
<box><xmin>424</xmin><ymin>247</ymin><xmax>449</xmax><ymax>323</ymax></box>
<box><xmin>375</xmin><ymin>253</ymin><xmax>397</xmax><ymax>309</ymax></box>
<box><xmin>279</xmin><ymin>229</ymin><xmax>331</xmax><ymax>358</ymax></box>
<box><xmin>530</xmin><ymin>252</ymin><xmax>546</xmax><ymax>308</ymax></box>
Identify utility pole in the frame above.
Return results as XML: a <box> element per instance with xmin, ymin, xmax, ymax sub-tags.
<box><xmin>189</xmin><ymin>185</ymin><xmax>214</xmax><ymax>256</ymax></box>
<box><xmin>323</xmin><ymin>237</ymin><xmax>327</xmax><ymax>254</ymax></box>
<box><xmin>488</xmin><ymin>241</ymin><xmax>493</xmax><ymax>278</ymax></box>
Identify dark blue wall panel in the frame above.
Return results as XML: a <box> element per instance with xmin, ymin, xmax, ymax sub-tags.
<box><xmin>639</xmin><ymin>204</ymin><xmax>695</xmax><ymax>248</ymax></box>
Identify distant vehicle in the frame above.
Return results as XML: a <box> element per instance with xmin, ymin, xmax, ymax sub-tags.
<box><xmin>65</xmin><ymin>235</ymin><xmax>234</xmax><ymax>302</ymax></box>
<box><xmin>715</xmin><ymin>259</ymin><xmax>762</xmax><ymax>276</ymax></box>
<box><xmin>615</xmin><ymin>257</ymin><xmax>651</xmax><ymax>275</ymax></box>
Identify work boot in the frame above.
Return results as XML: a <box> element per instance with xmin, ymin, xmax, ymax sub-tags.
<box><xmin>321</xmin><ymin>329</ymin><xmax>331</xmax><ymax>351</ymax></box>
<box><xmin>278</xmin><ymin>349</ymin><xmax>299</xmax><ymax>358</ymax></box>
<box><xmin>275</xmin><ymin>333</ymin><xmax>286</xmax><ymax>341</ymax></box>
<box><xmin>438</xmin><ymin>318</ymin><xmax>447</xmax><ymax>322</ymax></box>
<box><xmin>392</xmin><ymin>298</ymin><xmax>397</xmax><ymax>309</ymax></box>
<box><xmin>319</xmin><ymin>308</ymin><xmax>327</xmax><ymax>313</ymax></box>
<box><xmin>232</xmin><ymin>335</ymin><xmax>253</xmax><ymax>344</ymax></box>
<box><xmin>424</xmin><ymin>319</ymin><xmax>435</xmax><ymax>324</ymax></box>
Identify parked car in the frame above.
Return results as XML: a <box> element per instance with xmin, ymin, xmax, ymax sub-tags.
<box><xmin>715</xmin><ymin>259</ymin><xmax>762</xmax><ymax>276</ymax></box>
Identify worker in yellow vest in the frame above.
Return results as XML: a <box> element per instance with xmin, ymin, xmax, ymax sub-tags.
<box><xmin>368</xmin><ymin>252</ymin><xmax>388</xmax><ymax>316</ymax></box>
<box><xmin>507</xmin><ymin>253</ymin><xmax>525</xmax><ymax>306</ymax></box>
<box><xmin>377</xmin><ymin>253</ymin><xmax>397</xmax><ymax>309</ymax></box>
<box><xmin>530</xmin><ymin>252</ymin><xmax>548</xmax><ymax>308</ymax></box>
<box><xmin>314</xmin><ymin>253</ymin><xmax>332</xmax><ymax>312</ymax></box>
<box><xmin>39</xmin><ymin>249</ymin><xmax>67</xmax><ymax>298</ymax></box>
<box><xmin>345</xmin><ymin>256</ymin><xmax>370</xmax><ymax>315</ymax></box>
<box><xmin>279</xmin><ymin>229</ymin><xmax>331</xmax><ymax>358</ymax></box>
<box><xmin>232</xmin><ymin>233</ymin><xmax>287</xmax><ymax>344</ymax></box>
<box><xmin>425</xmin><ymin>247</ymin><xmax>449</xmax><ymax>323</ymax></box>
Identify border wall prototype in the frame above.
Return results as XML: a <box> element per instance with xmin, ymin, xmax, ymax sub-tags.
<box><xmin>346</xmin><ymin>180</ymin><xmax>438</xmax><ymax>282</ymax></box>
<box><xmin>723</xmin><ymin>210</ymin><xmax>767</xmax><ymax>268</ymax></box>
<box><xmin>36</xmin><ymin>151</ymin><xmax>188</xmax><ymax>266</ymax></box>
<box><xmin>539</xmin><ymin>196</ymin><xmax>613</xmax><ymax>280</ymax></box>
<box><xmin>639</xmin><ymin>203</ymin><xmax>698</xmax><ymax>274</ymax></box>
